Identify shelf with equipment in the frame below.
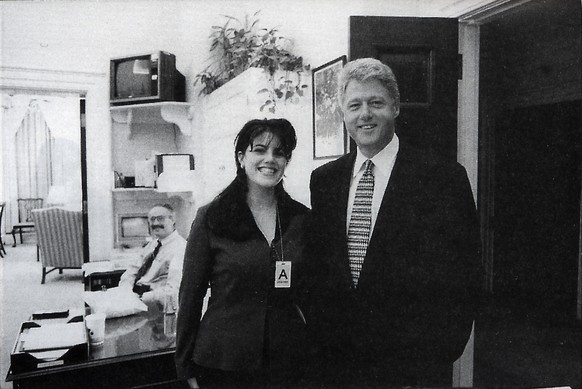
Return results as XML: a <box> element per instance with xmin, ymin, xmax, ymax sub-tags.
<box><xmin>109</xmin><ymin>101</ymin><xmax>198</xmax><ymax>246</ymax></box>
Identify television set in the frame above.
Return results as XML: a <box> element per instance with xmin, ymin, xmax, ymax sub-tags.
<box><xmin>110</xmin><ymin>51</ymin><xmax>186</xmax><ymax>106</ymax></box>
<box><xmin>116</xmin><ymin>213</ymin><xmax>151</xmax><ymax>248</ymax></box>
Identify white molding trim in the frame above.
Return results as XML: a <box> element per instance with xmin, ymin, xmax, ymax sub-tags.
<box><xmin>0</xmin><ymin>66</ymin><xmax>104</xmax><ymax>78</ymax></box>
<box><xmin>0</xmin><ymin>66</ymin><xmax>106</xmax><ymax>94</ymax></box>
<box><xmin>457</xmin><ymin>22</ymin><xmax>480</xmax><ymax>203</ymax></box>
<box><xmin>458</xmin><ymin>0</ymin><xmax>532</xmax><ymax>24</ymax></box>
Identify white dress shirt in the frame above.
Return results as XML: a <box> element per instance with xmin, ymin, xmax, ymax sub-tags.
<box><xmin>346</xmin><ymin>134</ymin><xmax>400</xmax><ymax>234</ymax></box>
<box><xmin>119</xmin><ymin>229</ymin><xmax>186</xmax><ymax>303</ymax></box>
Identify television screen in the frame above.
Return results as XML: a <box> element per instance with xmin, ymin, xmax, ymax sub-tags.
<box><xmin>114</xmin><ymin>58</ymin><xmax>154</xmax><ymax>99</ymax></box>
<box><xmin>120</xmin><ymin>215</ymin><xmax>150</xmax><ymax>238</ymax></box>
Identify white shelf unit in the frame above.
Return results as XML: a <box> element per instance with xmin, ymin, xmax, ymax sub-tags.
<box><xmin>111</xmin><ymin>187</ymin><xmax>193</xmax><ymax>201</ymax></box>
<box><xmin>110</xmin><ymin>101</ymin><xmax>195</xmax><ymax>136</ymax></box>
<box><xmin>109</xmin><ymin>101</ymin><xmax>197</xmax><ymax>242</ymax></box>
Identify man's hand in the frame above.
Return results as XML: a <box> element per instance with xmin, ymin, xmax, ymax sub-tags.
<box><xmin>187</xmin><ymin>377</ymin><xmax>199</xmax><ymax>388</ymax></box>
<box><xmin>140</xmin><ymin>290</ymin><xmax>155</xmax><ymax>304</ymax></box>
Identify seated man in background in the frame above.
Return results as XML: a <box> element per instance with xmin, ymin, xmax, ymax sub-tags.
<box><xmin>119</xmin><ymin>204</ymin><xmax>186</xmax><ymax>304</ymax></box>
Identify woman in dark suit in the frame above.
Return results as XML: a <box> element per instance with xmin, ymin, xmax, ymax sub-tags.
<box><xmin>175</xmin><ymin>118</ymin><xmax>310</xmax><ymax>389</ymax></box>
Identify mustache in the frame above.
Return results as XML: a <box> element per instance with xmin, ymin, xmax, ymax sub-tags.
<box><xmin>151</xmin><ymin>224</ymin><xmax>164</xmax><ymax>229</ymax></box>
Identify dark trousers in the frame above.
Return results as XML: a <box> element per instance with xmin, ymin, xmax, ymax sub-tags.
<box><xmin>304</xmin><ymin>347</ymin><xmax>452</xmax><ymax>389</ymax></box>
<box><xmin>196</xmin><ymin>366</ymin><xmax>305</xmax><ymax>389</ymax></box>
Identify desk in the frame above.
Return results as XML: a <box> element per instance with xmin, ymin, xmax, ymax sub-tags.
<box><xmin>6</xmin><ymin>304</ymin><xmax>179</xmax><ymax>389</ymax></box>
<box><xmin>82</xmin><ymin>260</ymin><xmax>133</xmax><ymax>291</ymax></box>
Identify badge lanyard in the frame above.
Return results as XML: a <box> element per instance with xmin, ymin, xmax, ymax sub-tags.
<box><xmin>274</xmin><ymin>207</ymin><xmax>291</xmax><ymax>288</ymax></box>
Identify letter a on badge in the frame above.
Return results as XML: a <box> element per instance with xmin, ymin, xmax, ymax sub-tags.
<box><xmin>275</xmin><ymin>261</ymin><xmax>291</xmax><ymax>288</ymax></box>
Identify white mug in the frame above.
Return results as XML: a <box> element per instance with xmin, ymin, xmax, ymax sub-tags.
<box><xmin>85</xmin><ymin>313</ymin><xmax>106</xmax><ymax>346</ymax></box>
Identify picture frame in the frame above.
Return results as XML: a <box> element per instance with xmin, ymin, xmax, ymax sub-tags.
<box><xmin>376</xmin><ymin>46</ymin><xmax>433</xmax><ymax>107</ymax></box>
<box><xmin>312</xmin><ymin>55</ymin><xmax>348</xmax><ymax>159</ymax></box>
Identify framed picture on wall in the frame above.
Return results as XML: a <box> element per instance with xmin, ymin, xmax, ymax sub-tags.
<box><xmin>312</xmin><ymin>55</ymin><xmax>348</xmax><ymax>159</ymax></box>
<box><xmin>376</xmin><ymin>46</ymin><xmax>433</xmax><ymax>106</ymax></box>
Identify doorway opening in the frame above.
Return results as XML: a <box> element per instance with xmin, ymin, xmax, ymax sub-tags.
<box><xmin>492</xmin><ymin>100</ymin><xmax>581</xmax><ymax>323</ymax></box>
<box><xmin>1</xmin><ymin>91</ymin><xmax>88</xmax><ymax>261</ymax></box>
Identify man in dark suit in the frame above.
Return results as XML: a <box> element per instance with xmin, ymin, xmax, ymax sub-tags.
<box><xmin>305</xmin><ymin>58</ymin><xmax>481</xmax><ymax>387</ymax></box>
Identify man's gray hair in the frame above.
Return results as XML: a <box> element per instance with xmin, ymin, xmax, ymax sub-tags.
<box><xmin>151</xmin><ymin>203</ymin><xmax>175</xmax><ymax>219</ymax></box>
<box><xmin>337</xmin><ymin>58</ymin><xmax>400</xmax><ymax>109</ymax></box>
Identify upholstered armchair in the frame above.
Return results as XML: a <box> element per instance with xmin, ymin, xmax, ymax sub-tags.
<box><xmin>32</xmin><ymin>207</ymin><xmax>85</xmax><ymax>284</ymax></box>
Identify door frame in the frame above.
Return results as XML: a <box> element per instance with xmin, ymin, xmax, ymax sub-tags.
<box><xmin>469</xmin><ymin>1</ymin><xmax>582</xmax><ymax>320</ymax></box>
<box><xmin>0</xmin><ymin>66</ymin><xmax>105</xmax><ymax>261</ymax></box>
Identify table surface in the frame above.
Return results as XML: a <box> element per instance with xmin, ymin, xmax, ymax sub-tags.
<box><xmin>6</xmin><ymin>302</ymin><xmax>176</xmax><ymax>381</ymax></box>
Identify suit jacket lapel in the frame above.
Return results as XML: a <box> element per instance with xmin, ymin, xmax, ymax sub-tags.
<box><xmin>324</xmin><ymin>152</ymin><xmax>356</xmax><ymax>285</ymax></box>
<box><xmin>373</xmin><ymin>143</ymin><xmax>416</xmax><ymax>237</ymax></box>
<box><xmin>360</xmin><ymin>144</ymin><xmax>418</xmax><ymax>283</ymax></box>
<box><xmin>335</xmin><ymin>152</ymin><xmax>356</xmax><ymax>237</ymax></box>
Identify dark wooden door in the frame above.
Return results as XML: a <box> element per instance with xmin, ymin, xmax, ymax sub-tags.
<box><xmin>350</xmin><ymin>16</ymin><xmax>459</xmax><ymax>161</ymax></box>
<box><xmin>494</xmin><ymin>101</ymin><xmax>581</xmax><ymax>322</ymax></box>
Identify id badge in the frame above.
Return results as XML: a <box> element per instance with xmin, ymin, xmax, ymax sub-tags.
<box><xmin>274</xmin><ymin>261</ymin><xmax>291</xmax><ymax>288</ymax></box>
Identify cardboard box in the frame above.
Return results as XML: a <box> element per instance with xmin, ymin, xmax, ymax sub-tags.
<box><xmin>10</xmin><ymin>310</ymin><xmax>89</xmax><ymax>374</ymax></box>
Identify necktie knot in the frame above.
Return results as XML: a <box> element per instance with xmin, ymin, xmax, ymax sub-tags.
<box><xmin>364</xmin><ymin>159</ymin><xmax>374</xmax><ymax>175</ymax></box>
<box><xmin>153</xmin><ymin>240</ymin><xmax>162</xmax><ymax>256</ymax></box>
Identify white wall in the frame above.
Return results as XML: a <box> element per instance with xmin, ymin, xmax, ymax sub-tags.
<box><xmin>0</xmin><ymin>0</ymin><xmax>452</xmax><ymax>75</ymax></box>
<box><xmin>0</xmin><ymin>0</ymin><xmax>476</xmax><ymax>260</ymax></box>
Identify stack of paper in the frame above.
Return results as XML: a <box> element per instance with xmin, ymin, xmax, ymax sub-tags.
<box><xmin>19</xmin><ymin>322</ymin><xmax>86</xmax><ymax>352</ymax></box>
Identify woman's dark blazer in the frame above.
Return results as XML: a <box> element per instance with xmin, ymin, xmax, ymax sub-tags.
<box><xmin>305</xmin><ymin>140</ymin><xmax>482</xmax><ymax>382</ymax></box>
<box><xmin>175</xmin><ymin>191</ymin><xmax>309</xmax><ymax>380</ymax></box>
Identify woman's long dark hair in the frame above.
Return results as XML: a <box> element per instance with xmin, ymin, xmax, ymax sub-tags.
<box><xmin>206</xmin><ymin>118</ymin><xmax>297</xmax><ymax>239</ymax></box>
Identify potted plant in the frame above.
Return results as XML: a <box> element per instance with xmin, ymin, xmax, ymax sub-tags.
<box><xmin>194</xmin><ymin>11</ymin><xmax>310</xmax><ymax>113</ymax></box>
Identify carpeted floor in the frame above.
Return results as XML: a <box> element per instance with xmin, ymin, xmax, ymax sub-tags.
<box><xmin>1</xmin><ymin>240</ymin><xmax>581</xmax><ymax>388</ymax></box>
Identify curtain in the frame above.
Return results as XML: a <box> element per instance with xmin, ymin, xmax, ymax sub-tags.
<box><xmin>15</xmin><ymin>101</ymin><xmax>53</xmax><ymax>200</ymax></box>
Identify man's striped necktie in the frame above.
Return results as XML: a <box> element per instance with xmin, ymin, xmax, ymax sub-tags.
<box><xmin>347</xmin><ymin>159</ymin><xmax>374</xmax><ymax>287</ymax></box>
<box><xmin>135</xmin><ymin>240</ymin><xmax>162</xmax><ymax>284</ymax></box>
